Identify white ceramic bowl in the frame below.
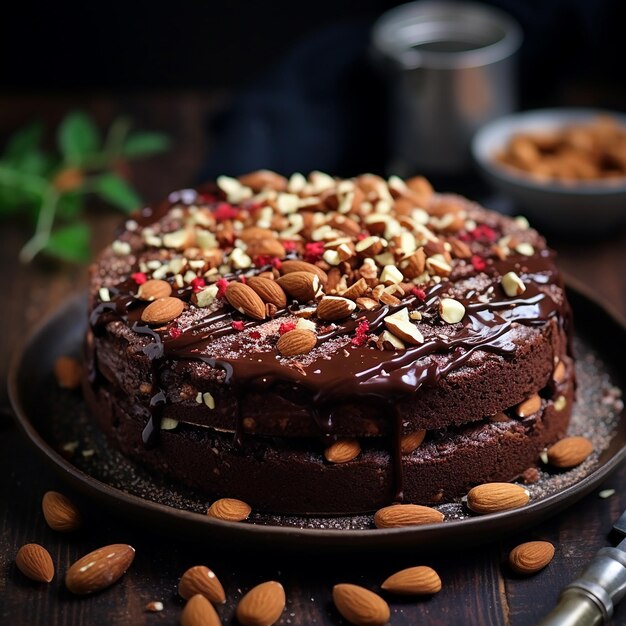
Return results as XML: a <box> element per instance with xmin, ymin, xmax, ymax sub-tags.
<box><xmin>471</xmin><ymin>108</ymin><xmax>626</xmax><ymax>234</ymax></box>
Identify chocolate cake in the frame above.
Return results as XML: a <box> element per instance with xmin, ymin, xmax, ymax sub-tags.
<box><xmin>84</xmin><ymin>171</ymin><xmax>574</xmax><ymax>514</ymax></box>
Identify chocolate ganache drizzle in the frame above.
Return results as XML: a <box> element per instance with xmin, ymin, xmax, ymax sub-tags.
<box><xmin>87</xmin><ymin>176</ymin><xmax>572</xmax><ymax>504</ymax></box>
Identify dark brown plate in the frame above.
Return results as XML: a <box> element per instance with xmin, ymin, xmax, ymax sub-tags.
<box><xmin>8</xmin><ymin>279</ymin><xmax>626</xmax><ymax>553</ymax></box>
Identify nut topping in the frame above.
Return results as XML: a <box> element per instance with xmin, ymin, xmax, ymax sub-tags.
<box><xmin>276</xmin><ymin>328</ymin><xmax>317</xmax><ymax>356</ymax></box>
<box><xmin>141</xmin><ymin>296</ymin><xmax>185</xmax><ymax>325</ymax></box>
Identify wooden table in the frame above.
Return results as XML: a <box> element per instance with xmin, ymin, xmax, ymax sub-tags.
<box><xmin>1</xmin><ymin>94</ymin><xmax>625</xmax><ymax>626</ymax></box>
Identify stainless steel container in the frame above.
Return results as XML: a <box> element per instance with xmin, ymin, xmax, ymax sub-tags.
<box><xmin>372</xmin><ymin>1</ymin><xmax>522</xmax><ymax>175</ymax></box>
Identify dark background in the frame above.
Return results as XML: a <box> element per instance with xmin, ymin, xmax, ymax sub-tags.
<box><xmin>2</xmin><ymin>0</ymin><xmax>626</xmax><ymax>179</ymax></box>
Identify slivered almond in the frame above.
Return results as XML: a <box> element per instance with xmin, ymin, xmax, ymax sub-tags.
<box><xmin>355</xmin><ymin>236</ymin><xmax>384</xmax><ymax>257</ymax></box>
<box><xmin>399</xmin><ymin>248</ymin><xmax>426</xmax><ymax>279</ymax></box>
<box><xmin>381</xmin><ymin>566</ymin><xmax>442</xmax><ymax>595</ymax></box>
<box><xmin>236</xmin><ymin>581</ymin><xmax>285</xmax><ymax>626</ymax></box>
<box><xmin>42</xmin><ymin>491</ymin><xmax>82</xmax><ymax>532</ymax></box>
<box><xmin>324</xmin><ymin>439</ymin><xmax>361</xmax><ymax>463</ymax></box>
<box><xmin>467</xmin><ymin>483</ymin><xmax>530</xmax><ymax>514</ymax></box>
<box><xmin>16</xmin><ymin>543</ymin><xmax>55</xmax><ymax>583</ymax></box>
<box><xmin>356</xmin><ymin>297</ymin><xmax>379</xmax><ymax>311</ymax></box>
<box><xmin>225</xmin><ymin>282</ymin><xmax>266</xmax><ymax>320</ymax></box>
<box><xmin>178</xmin><ymin>565</ymin><xmax>226</xmax><ymax>604</ymax></box>
<box><xmin>333</xmin><ymin>584</ymin><xmax>390</xmax><ymax>626</ymax></box>
<box><xmin>280</xmin><ymin>260</ymin><xmax>328</xmax><ymax>284</ymax></box>
<box><xmin>137</xmin><ymin>279</ymin><xmax>172</xmax><ymax>301</ymax></box>
<box><xmin>546</xmin><ymin>436</ymin><xmax>593</xmax><ymax>468</ymax></box>
<box><xmin>65</xmin><ymin>544</ymin><xmax>135</xmax><ymax>594</ymax></box>
<box><xmin>277</xmin><ymin>329</ymin><xmax>317</xmax><ymax>356</ymax></box>
<box><xmin>374</xmin><ymin>504</ymin><xmax>444</xmax><ymax>528</ymax></box>
<box><xmin>277</xmin><ymin>271</ymin><xmax>320</xmax><ymax>301</ymax></box>
<box><xmin>141</xmin><ymin>297</ymin><xmax>185</xmax><ymax>324</ymax></box>
<box><xmin>246</xmin><ymin>276</ymin><xmax>287</xmax><ymax>308</ymax></box>
<box><xmin>181</xmin><ymin>594</ymin><xmax>222</xmax><ymax>626</ymax></box>
<box><xmin>379</xmin><ymin>291</ymin><xmax>401</xmax><ymax>306</ymax></box>
<box><xmin>207</xmin><ymin>498</ymin><xmax>251</xmax><ymax>522</ymax></box>
<box><xmin>448</xmin><ymin>238</ymin><xmax>472</xmax><ymax>259</ymax></box>
<box><xmin>401</xmin><ymin>430</ymin><xmax>426</xmax><ymax>455</ymax></box>
<box><xmin>516</xmin><ymin>394</ymin><xmax>542</xmax><ymax>417</ymax></box>
<box><xmin>341</xmin><ymin>278</ymin><xmax>368</xmax><ymax>300</ymax></box>
<box><xmin>316</xmin><ymin>296</ymin><xmax>356</xmax><ymax>321</ymax></box>
<box><xmin>384</xmin><ymin>308</ymin><xmax>424</xmax><ymax>345</ymax></box>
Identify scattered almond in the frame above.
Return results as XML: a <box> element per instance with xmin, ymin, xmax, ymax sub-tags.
<box><xmin>236</xmin><ymin>581</ymin><xmax>285</xmax><ymax>626</ymax></box>
<box><xmin>277</xmin><ymin>271</ymin><xmax>320</xmax><ymax>302</ymax></box>
<box><xmin>145</xmin><ymin>601</ymin><xmax>164</xmax><ymax>612</ymax></box>
<box><xmin>207</xmin><ymin>498</ymin><xmax>251</xmax><ymax>522</ymax></box>
<box><xmin>246</xmin><ymin>276</ymin><xmax>287</xmax><ymax>308</ymax></box>
<box><xmin>516</xmin><ymin>394</ymin><xmax>542</xmax><ymax>417</ymax></box>
<box><xmin>276</xmin><ymin>329</ymin><xmax>317</xmax><ymax>357</ymax></box>
<box><xmin>225</xmin><ymin>282</ymin><xmax>266</xmax><ymax>320</ymax></box>
<box><xmin>178</xmin><ymin>565</ymin><xmax>226</xmax><ymax>604</ymax></box>
<box><xmin>384</xmin><ymin>308</ymin><xmax>424</xmax><ymax>345</ymax></box>
<box><xmin>439</xmin><ymin>297</ymin><xmax>465</xmax><ymax>324</ymax></box>
<box><xmin>324</xmin><ymin>439</ymin><xmax>361</xmax><ymax>463</ymax></box>
<box><xmin>181</xmin><ymin>593</ymin><xmax>222</xmax><ymax>626</ymax></box>
<box><xmin>246</xmin><ymin>238</ymin><xmax>286</xmax><ymax>259</ymax></box>
<box><xmin>400</xmin><ymin>430</ymin><xmax>426</xmax><ymax>455</ymax></box>
<box><xmin>53</xmin><ymin>356</ymin><xmax>82</xmax><ymax>389</ymax></box>
<box><xmin>546</xmin><ymin>436</ymin><xmax>593</xmax><ymax>468</ymax></box>
<box><xmin>341</xmin><ymin>278</ymin><xmax>368</xmax><ymax>300</ymax></box>
<box><xmin>141</xmin><ymin>296</ymin><xmax>185</xmax><ymax>324</ymax></box>
<box><xmin>333</xmin><ymin>583</ymin><xmax>390</xmax><ymax>626</ymax></box>
<box><xmin>316</xmin><ymin>296</ymin><xmax>356</xmax><ymax>321</ymax></box>
<box><xmin>15</xmin><ymin>543</ymin><xmax>54</xmax><ymax>583</ymax></box>
<box><xmin>502</xmin><ymin>271</ymin><xmax>526</xmax><ymax>297</ymax></box>
<box><xmin>65</xmin><ymin>544</ymin><xmax>135</xmax><ymax>594</ymax></box>
<box><xmin>509</xmin><ymin>541</ymin><xmax>555</xmax><ymax>575</ymax></box>
<box><xmin>238</xmin><ymin>169</ymin><xmax>288</xmax><ymax>192</ymax></box>
<box><xmin>42</xmin><ymin>491</ymin><xmax>82</xmax><ymax>532</ymax></box>
<box><xmin>137</xmin><ymin>279</ymin><xmax>172</xmax><ymax>301</ymax></box>
<box><xmin>553</xmin><ymin>360</ymin><xmax>566</xmax><ymax>383</ymax></box>
<box><xmin>466</xmin><ymin>483</ymin><xmax>530</xmax><ymax>514</ymax></box>
<box><xmin>381</xmin><ymin>566</ymin><xmax>442</xmax><ymax>595</ymax></box>
<box><xmin>374</xmin><ymin>504</ymin><xmax>444</xmax><ymax>528</ymax></box>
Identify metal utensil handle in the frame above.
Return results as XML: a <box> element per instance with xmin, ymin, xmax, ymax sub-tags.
<box><xmin>537</xmin><ymin>547</ymin><xmax>626</xmax><ymax>625</ymax></box>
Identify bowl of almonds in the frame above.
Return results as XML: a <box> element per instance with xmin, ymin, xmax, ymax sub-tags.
<box><xmin>471</xmin><ymin>108</ymin><xmax>626</xmax><ymax>234</ymax></box>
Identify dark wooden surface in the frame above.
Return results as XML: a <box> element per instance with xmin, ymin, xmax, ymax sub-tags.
<box><xmin>1</xmin><ymin>94</ymin><xmax>626</xmax><ymax>626</ymax></box>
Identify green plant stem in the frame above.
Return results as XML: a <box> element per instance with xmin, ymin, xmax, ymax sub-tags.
<box><xmin>19</xmin><ymin>187</ymin><xmax>60</xmax><ymax>263</ymax></box>
<box><xmin>0</xmin><ymin>163</ymin><xmax>48</xmax><ymax>193</ymax></box>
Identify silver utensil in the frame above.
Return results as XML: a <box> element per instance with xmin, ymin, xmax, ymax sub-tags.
<box><xmin>537</xmin><ymin>508</ymin><xmax>626</xmax><ymax>625</ymax></box>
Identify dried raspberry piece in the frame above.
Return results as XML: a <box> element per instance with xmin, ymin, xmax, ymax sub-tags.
<box><xmin>283</xmin><ymin>241</ymin><xmax>297</xmax><ymax>252</ymax></box>
<box><xmin>197</xmin><ymin>193</ymin><xmax>217</xmax><ymax>204</ymax></box>
<box><xmin>279</xmin><ymin>321</ymin><xmax>297</xmax><ymax>335</ymax></box>
<box><xmin>168</xmin><ymin>325</ymin><xmax>182</xmax><ymax>339</ymax></box>
<box><xmin>231</xmin><ymin>321</ymin><xmax>245</xmax><ymax>331</ymax></box>
<box><xmin>190</xmin><ymin>277</ymin><xmax>205</xmax><ymax>293</ymax></box>
<box><xmin>351</xmin><ymin>319</ymin><xmax>370</xmax><ymax>346</ymax></box>
<box><xmin>216</xmin><ymin>278</ymin><xmax>229</xmax><ymax>298</ymax></box>
<box><xmin>213</xmin><ymin>202</ymin><xmax>239</xmax><ymax>222</ymax></box>
<box><xmin>131</xmin><ymin>272</ymin><xmax>148</xmax><ymax>285</ymax></box>
<box><xmin>471</xmin><ymin>255</ymin><xmax>486</xmax><ymax>271</ymax></box>
<box><xmin>253</xmin><ymin>255</ymin><xmax>272</xmax><ymax>267</ymax></box>
<box><xmin>271</xmin><ymin>257</ymin><xmax>282</xmax><ymax>270</ymax></box>
<box><xmin>411</xmin><ymin>287</ymin><xmax>426</xmax><ymax>301</ymax></box>
<box><xmin>469</xmin><ymin>224</ymin><xmax>497</xmax><ymax>243</ymax></box>
<box><xmin>356</xmin><ymin>233</ymin><xmax>368</xmax><ymax>241</ymax></box>
<box><xmin>249</xmin><ymin>330</ymin><xmax>261</xmax><ymax>340</ymax></box>
<box><xmin>304</xmin><ymin>241</ymin><xmax>325</xmax><ymax>263</ymax></box>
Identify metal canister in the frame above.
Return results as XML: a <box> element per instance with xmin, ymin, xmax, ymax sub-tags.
<box><xmin>372</xmin><ymin>1</ymin><xmax>522</xmax><ymax>175</ymax></box>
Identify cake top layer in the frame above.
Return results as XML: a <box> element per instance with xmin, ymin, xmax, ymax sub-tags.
<box><xmin>88</xmin><ymin>171</ymin><xmax>568</xmax><ymax>411</ymax></box>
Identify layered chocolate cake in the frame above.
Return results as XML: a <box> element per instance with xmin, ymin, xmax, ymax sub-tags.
<box><xmin>84</xmin><ymin>171</ymin><xmax>574</xmax><ymax>514</ymax></box>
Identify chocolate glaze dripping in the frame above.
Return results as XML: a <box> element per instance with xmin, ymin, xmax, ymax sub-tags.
<box><xmin>88</xmin><ymin>192</ymin><xmax>571</xmax><ymax>505</ymax></box>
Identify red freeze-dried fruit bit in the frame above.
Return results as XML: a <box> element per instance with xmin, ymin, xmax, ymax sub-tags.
<box><xmin>411</xmin><ymin>287</ymin><xmax>426</xmax><ymax>301</ymax></box>
<box><xmin>356</xmin><ymin>233</ymin><xmax>368</xmax><ymax>241</ymax></box>
<box><xmin>191</xmin><ymin>277</ymin><xmax>205</xmax><ymax>293</ymax></box>
<box><xmin>197</xmin><ymin>193</ymin><xmax>217</xmax><ymax>204</ymax></box>
<box><xmin>304</xmin><ymin>241</ymin><xmax>325</xmax><ymax>262</ymax></box>
<box><xmin>351</xmin><ymin>319</ymin><xmax>370</xmax><ymax>346</ymax></box>
<box><xmin>254</xmin><ymin>255</ymin><xmax>273</xmax><ymax>267</ymax></box>
<box><xmin>471</xmin><ymin>255</ymin><xmax>486</xmax><ymax>271</ymax></box>
<box><xmin>231</xmin><ymin>320</ymin><xmax>245</xmax><ymax>331</ymax></box>
<box><xmin>279</xmin><ymin>321</ymin><xmax>297</xmax><ymax>335</ymax></box>
<box><xmin>216</xmin><ymin>278</ymin><xmax>229</xmax><ymax>298</ymax></box>
<box><xmin>271</xmin><ymin>257</ymin><xmax>282</xmax><ymax>269</ymax></box>
<box><xmin>213</xmin><ymin>202</ymin><xmax>239</xmax><ymax>222</ymax></box>
<box><xmin>457</xmin><ymin>231</ymin><xmax>472</xmax><ymax>242</ymax></box>
<box><xmin>469</xmin><ymin>224</ymin><xmax>497</xmax><ymax>243</ymax></box>
<box><xmin>283</xmin><ymin>241</ymin><xmax>297</xmax><ymax>252</ymax></box>
<box><xmin>131</xmin><ymin>272</ymin><xmax>148</xmax><ymax>285</ymax></box>
<box><xmin>168</xmin><ymin>325</ymin><xmax>182</xmax><ymax>339</ymax></box>
<box><xmin>249</xmin><ymin>330</ymin><xmax>261</xmax><ymax>340</ymax></box>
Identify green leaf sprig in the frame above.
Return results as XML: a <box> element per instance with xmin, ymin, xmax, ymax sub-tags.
<box><xmin>0</xmin><ymin>112</ymin><xmax>170</xmax><ymax>263</ymax></box>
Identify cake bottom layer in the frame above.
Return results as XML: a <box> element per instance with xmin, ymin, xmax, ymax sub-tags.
<box><xmin>84</xmin><ymin>375</ymin><xmax>574</xmax><ymax>514</ymax></box>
